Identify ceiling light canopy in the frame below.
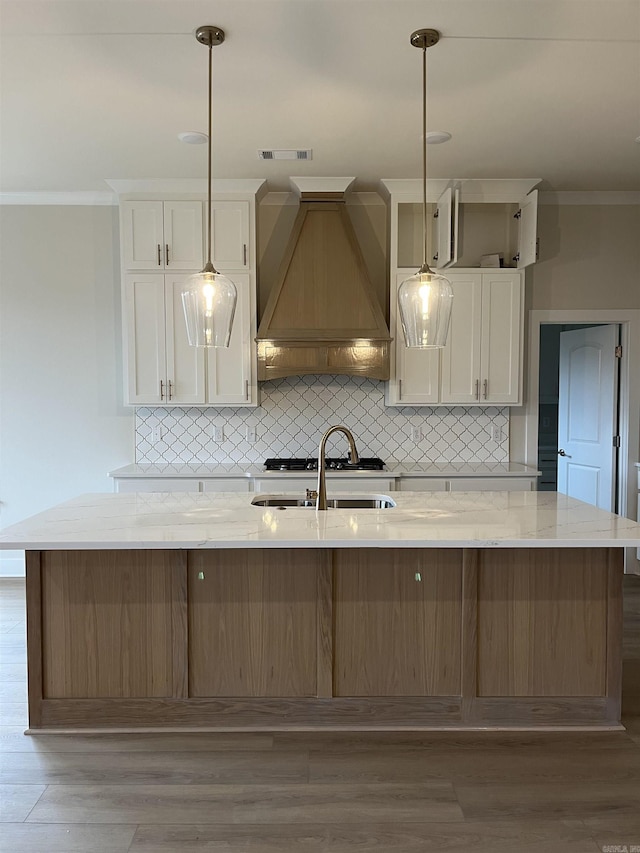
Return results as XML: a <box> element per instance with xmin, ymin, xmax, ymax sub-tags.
<box><xmin>178</xmin><ymin>131</ymin><xmax>208</xmax><ymax>144</ymax></box>
<box><xmin>180</xmin><ymin>25</ymin><xmax>237</xmax><ymax>348</ymax></box>
<box><xmin>426</xmin><ymin>131</ymin><xmax>452</xmax><ymax>144</ymax></box>
<box><xmin>398</xmin><ymin>29</ymin><xmax>453</xmax><ymax>349</ymax></box>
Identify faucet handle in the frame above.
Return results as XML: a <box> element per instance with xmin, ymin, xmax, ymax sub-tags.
<box><xmin>305</xmin><ymin>488</ymin><xmax>318</xmax><ymax>501</ymax></box>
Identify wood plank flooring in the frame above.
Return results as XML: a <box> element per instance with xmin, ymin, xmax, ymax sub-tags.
<box><xmin>2</xmin><ymin>575</ymin><xmax>640</xmax><ymax>852</ymax></box>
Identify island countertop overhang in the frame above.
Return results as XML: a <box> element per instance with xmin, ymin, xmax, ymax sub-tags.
<box><xmin>2</xmin><ymin>490</ymin><xmax>640</xmax><ymax>550</ymax></box>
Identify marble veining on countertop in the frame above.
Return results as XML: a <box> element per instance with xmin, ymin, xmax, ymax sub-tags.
<box><xmin>109</xmin><ymin>461</ymin><xmax>540</xmax><ymax>479</ymax></box>
<box><xmin>2</xmin><ymin>491</ymin><xmax>639</xmax><ymax>550</ymax></box>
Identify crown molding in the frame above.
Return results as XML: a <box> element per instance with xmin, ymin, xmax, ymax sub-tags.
<box><xmin>539</xmin><ymin>191</ymin><xmax>640</xmax><ymax>205</ymax></box>
<box><xmin>104</xmin><ymin>178</ymin><xmax>267</xmax><ymax>195</ymax></box>
<box><xmin>0</xmin><ymin>191</ymin><xmax>116</xmax><ymax>205</ymax></box>
<box><xmin>380</xmin><ymin>178</ymin><xmax>541</xmax><ymax>203</ymax></box>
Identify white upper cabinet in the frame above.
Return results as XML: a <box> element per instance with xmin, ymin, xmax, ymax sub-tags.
<box><xmin>387</xmin><ymin>269</ymin><xmax>523</xmax><ymax>407</ymax></box>
<box><xmin>124</xmin><ymin>274</ymin><xmax>204</xmax><ymax>406</ymax></box>
<box><xmin>210</xmin><ymin>201</ymin><xmax>250</xmax><ymax>269</ymax></box>
<box><xmin>117</xmin><ymin>181</ymin><xmax>265</xmax><ymax>408</ymax></box>
<box><xmin>124</xmin><ymin>271</ymin><xmax>257</xmax><ymax>408</ymax></box>
<box><xmin>382</xmin><ymin>178</ymin><xmax>540</xmax><ymax>271</ymax></box>
<box><xmin>121</xmin><ymin>201</ymin><xmax>203</xmax><ymax>271</ymax></box>
<box><xmin>433</xmin><ymin>185</ymin><xmax>460</xmax><ymax>269</ymax></box>
<box><xmin>382</xmin><ymin>178</ymin><xmax>533</xmax><ymax>408</ymax></box>
<box><xmin>441</xmin><ymin>272</ymin><xmax>523</xmax><ymax>405</ymax></box>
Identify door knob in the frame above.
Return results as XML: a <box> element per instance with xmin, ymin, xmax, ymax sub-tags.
<box><xmin>558</xmin><ymin>449</ymin><xmax>572</xmax><ymax>457</ymax></box>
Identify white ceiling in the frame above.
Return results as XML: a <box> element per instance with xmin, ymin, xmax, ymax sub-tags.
<box><xmin>1</xmin><ymin>0</ymin><xmax>639</xmax><ymax>193</ymax></box>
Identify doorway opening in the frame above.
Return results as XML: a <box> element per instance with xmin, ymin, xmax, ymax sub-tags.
<box><xmin>524</xmin><ymin>308</ymin><xmax>640</xmax><ymax>575</ymax></box>
<box><xmin>537</xmin><ymin>323</ymin><xmax>621</xmax><ymax>512</ymax></box>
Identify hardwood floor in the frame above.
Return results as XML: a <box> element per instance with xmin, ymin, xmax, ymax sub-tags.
<box><xmin>2</xmin><ymin>575</ymin><xmax>640</xmax><ymax>852</ymax></box>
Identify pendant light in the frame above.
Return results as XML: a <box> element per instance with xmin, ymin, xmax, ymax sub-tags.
<box><xmin>181</xmin><ymin>26</ymin><xmax>236</xmax><ymax>348</ymax></box>
<box><xmin>398</xmin><ymin>29</ymin><xmax>453</xmax><ymax>349</ymax></box>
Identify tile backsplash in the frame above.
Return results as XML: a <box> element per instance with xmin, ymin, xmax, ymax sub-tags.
<box><xmin>135</xmin><ymin>375</ymin><xmax>509</xmax><ymax>465</ymax></box>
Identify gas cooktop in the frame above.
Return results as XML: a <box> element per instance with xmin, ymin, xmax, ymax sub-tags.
<box><xmin>264</xmin><ymin>457</ymin><xmax>385</xmax><ymax>472</ymax></box>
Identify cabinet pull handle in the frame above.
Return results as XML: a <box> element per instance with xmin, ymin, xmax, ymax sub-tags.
<box><xmin>157</xmin><ymin>244</ymin><xmax>161</xmax><ymax>266</ymax></box>
<box><xmin>245</xmin><ymin>379</ymin><xmax>249</xmax><ymax>400</ymax></box>
<box><xmin>168</xmin><ymin>380</ymin><xmax>173</xmax><ymax>400</ymax></box>
<box><xmin>483</xmin><ymin>379</ymin><xmax>488</xmax><ymax>399</ymax></box>
<box><xmin>160</xmin><ymin>380</ymin><xmax>164</xmax><ymax>400</ymax></box>
<box><xmin>475</xmin><ymin>379</ymin><xmax>480</xmax><ymax>400</ymax></box>
<box><xmin>243</xmin><ymin>243</ymin><xmax>247</xmax><ymax>265</ymax></box>
<box><xmin>165</xmin><ymin>244</ymin><xmax>169</xmax><ymax>266</ymax></box>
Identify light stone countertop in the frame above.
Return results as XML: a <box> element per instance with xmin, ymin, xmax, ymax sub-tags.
<box><xmin>109</xmin><ymin>462</ymin><xmax>540</xmax><ymax>479</ymax></box>
<box><xmin>1</xmin><ymin>491</ymin><xmax>639</xmax><ymax>550</ymax></box>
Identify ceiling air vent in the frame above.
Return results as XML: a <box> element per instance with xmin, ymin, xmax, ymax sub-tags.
<box><xmin>258</xmin><ymin>149</ymin><xmax>312</xmax><ymax>160</ymax></box>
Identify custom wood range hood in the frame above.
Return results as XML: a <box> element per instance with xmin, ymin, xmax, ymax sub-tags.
<box><xmin>256</xmin><ymin>177</ymin><xmax>391</xmax><ymax>380</ymax></box>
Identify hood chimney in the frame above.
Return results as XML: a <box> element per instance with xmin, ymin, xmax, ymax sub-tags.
<box><xmin>256</xmin><ymin>177</ymin><xmax>391</xmax><ymax>380</ymax></box>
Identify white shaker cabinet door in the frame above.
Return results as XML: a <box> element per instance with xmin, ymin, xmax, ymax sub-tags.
<box><xmin>205</xmin><ymin>274</ymin><xmax>253</xmax><ymax>405</ymax></box>
<box><xmin>480</xmin><ymin>273</ymin><xmax>523</xmax><ymax>404</ymax></box>
<box><xmin>440</xmin><ymin>273</ymin><xmax>483</xmax><ymax>404</ymax></box>
<box><xmin>211</xmin><ymin>201</ymin><xmax>250</xmax><ymax>269</ymax></box>
<box><xmin>121</xmin><ymin>201</ymin><xmax>203</xmax><ymax>270</ymax></box>
<box><xmin>165</xmin><ymin>276</ymin><xmax>205</xmax><ymax>405</ymax></box>
<box><xmin>433</xmin><ymin>185</ymin><xmax>460</xmax><ymax>270</ymax></box>
<box><xmin>121</xmin><ymin>201</ymin><xmax>164</xmax><ymax>270</ymax></box>
<box><xmin>391</xmin><ymin>272</ymin><xmax>441</xmax><ymax>405</ymax></box>
<box><xmin>124</xmin><ymin>274</ymin><xmax>166</xmax><ymax>405</ymax></box>
<box><xmin>516</xmin><ymin>189</ymin><xmax>538</xmax><ymax>269</ymax></box>
<box><xmin>163</xmin><ymin>201</ymin><xmax>203</xmax><ymax>270</ymax></box>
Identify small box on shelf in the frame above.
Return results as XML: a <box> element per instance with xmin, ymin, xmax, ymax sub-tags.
<box><xmin>480</xmin><ymin>253</ymin><xmax>504</xmax><ymax>268</ymax></box>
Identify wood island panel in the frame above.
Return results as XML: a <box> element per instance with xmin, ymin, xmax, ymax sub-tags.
<box><xmin>334</xmin><ymin>549</ymin><xmax>463</xmax><ymax>697</ymax></box>
<box><xmin>27</xmin><ymin>546</ymin><xmax>624</xmax><ymax>731</ymax></box>
<box><xmin>41</xmin><ymin>550</ymin><xmax>184</xmax><ymax>699</ymax></box>
<box><xmin>188</xmin><ymin>549</ymin><xmax>321</xmax><ymax>697</ymax></box>
<box><xmin>476</xmin><ymin>548</ymin><xmax>610</xmax><ymax>697</ymax></box>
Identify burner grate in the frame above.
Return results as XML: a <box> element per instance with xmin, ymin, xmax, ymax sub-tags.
<box><xmin>264</xmin><ymin>457</ymin><xmax>385</xmax><ymax>472</ymax></box>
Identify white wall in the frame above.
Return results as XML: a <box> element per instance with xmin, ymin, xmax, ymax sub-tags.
<box><xmin>530</xmin><ymin>203</ymin><xmax>640</xmax><ymax>310</ymax></box>
<box><xmin>0</xmin><ymin>205</ymin><xmax>134</xmax><ymax>571</ymax></box>
<box><xmin>511</xmin><ymin>202</ymin><xmax>640</xmax><ymax>526</ymax></box>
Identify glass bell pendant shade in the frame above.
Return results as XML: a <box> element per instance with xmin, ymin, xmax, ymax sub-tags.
<box><xmin>398</xmin><ymin>269</ymin><xmax>454</xmax><ymax>348</ymax></box>
<box><xmin>181</xmin><ymin>269</ymin><xmax>237</xmax><ymax>347</ymax></box>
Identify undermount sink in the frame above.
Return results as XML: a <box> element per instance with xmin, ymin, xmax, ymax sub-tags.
<box><xmin>251</xmin><ymin>494</ymin><xmax>397</xmax><ymax>509</ymax></box>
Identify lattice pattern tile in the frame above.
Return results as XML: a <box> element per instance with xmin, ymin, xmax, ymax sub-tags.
<box><xmin>135</xmin><ymin>375</ymin><xmax>509</xmax><ymax>464</ymax></box>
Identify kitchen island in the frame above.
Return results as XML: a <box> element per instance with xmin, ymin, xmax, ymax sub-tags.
<box><xmin>2</xmin><ymin>490</ymin><xmax>640</xmax><ymax>733</ymax></box>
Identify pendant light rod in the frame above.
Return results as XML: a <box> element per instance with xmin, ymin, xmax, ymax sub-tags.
<box><xmin>195</xmin><ymin>25</ymin><xmax>225</xmax><ymax>273</ymax></box>
<box><xmin>181</xmin><ymin>25</ymin><xmax>237</xmax><ymax>349</ymax></box>
<box><xmin>410</xmin><ymin>28</ymin><xmax>439</xmax><ymax>275</ymax></box>
<box><xmin>398</xmin><ymin>27</ymin><xmax>453</xmax><ymax>350</ymax></box>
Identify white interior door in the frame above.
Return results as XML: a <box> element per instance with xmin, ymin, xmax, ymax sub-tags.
<box><xmin>557</xmin><ymin>325</ymin><xmax>619</xmax><ymax>510</ymax></box>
